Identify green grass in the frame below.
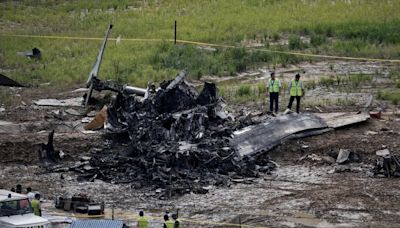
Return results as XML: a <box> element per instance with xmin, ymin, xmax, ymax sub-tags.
<box><xmin>377</xmin><ymin>69</ymin><xmax>400</xmax><ymax>105</ymax></box>
<box><xmin>377</xmin><ymin>90</ymin><xmax>400</xmax><ymax>105</ymax></box>
<box><xmin>317</xmin><ymin>73</ymin><xmax>373</xmax><ymax>90</ymax></box>
<box><xmin>219</xmin><ymin>82</ymin><xmax>268</xmax><ymax>103</ymax></box>
<box><xmin>1</xmin><ymin>0</ymin><xmax>400</xmax><ymax>88</ymax></box>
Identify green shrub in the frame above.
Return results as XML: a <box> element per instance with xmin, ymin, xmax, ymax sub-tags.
<box><xmin>349</xmin><ymin>74</ymin><xmax>372</xmax><ymax>88</ymax></box>
<box><xmin>305</xmin><ymin>80</ymin><xmax>316</xmax><ymax>90</ymax></box>
<box><xmin>319</xmin><ymin>76</ymin><xmax>335</xmax><ymax>88</ymax></box>
<box><xmin>377</xmin><ymin>90</ymin><xmax>400</xmax><ymax>105</ymax></box>
<box><xmin>310</xmin><ymin>34</ymin><xmax>327</xmax><ymax>47</ymax></box>
<box><xmin>237</xmin><ymin>84</ymin><xmax>251</xmax><ymax>97</ymax></box>
<box><xmin>288</xmin><ymin>35</ymin><xmax>303</xmax><ymax>50</ymax></box>
<box><xmin>272</xmin><ymin>33</ymin><xmax>280</xmax><ymax>42</ymax></box>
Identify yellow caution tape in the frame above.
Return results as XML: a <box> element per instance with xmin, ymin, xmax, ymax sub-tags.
<box><xmin>2</xmin><ymin>33</ymin><xmax>400</xmax><ymax>63</ymax></box>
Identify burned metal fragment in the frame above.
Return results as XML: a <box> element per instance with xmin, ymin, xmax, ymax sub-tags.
<box><xmin>0</xmin><ymin>73</ymin><xmax>25</xmax><ymax>87</ymax></box>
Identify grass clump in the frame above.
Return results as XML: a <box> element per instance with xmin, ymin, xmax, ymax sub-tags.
<box><xmin>219</xmin><ymin>82</ymin><xmax>268</xmax><ymax>104</ymax></box>
<box><xmin>319</xmin><ymin>76</ymin><xmax>336</xmax><ymax>88</ymax></box>
<box><xmin>237</xmin><ymin>84</ymin><xmax>251</xmax><ymax>97</ymax></box>
<box><xmin>349</xmin><ymin>73</ymin><xmax>373</xmax><ymax>88</ymax></box>
<box><xmin>310</xmin><ymin>34</ymin><xmax>327</xmax><ymax>47</ymax></box>
<box><xmin>377</xmin><ymin>90</ymin><xmax>400</xmax><ymax>105</ymax></box>
<box><xmin>390</xmin><ymin>68</ymin><xmax>400</xmax><ymax>88</ymax></box>
<box><xmin>288</xmin><ymin>35</ymin><xmax>305</xmax><ymax>50</ymax></box>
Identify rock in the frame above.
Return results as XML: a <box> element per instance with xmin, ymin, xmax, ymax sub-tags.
<box><xmin>322</xmin><ymin>156</ymin><xmax>335</xmax><ymax>164</ymax></box>
<box><xmin>81</xmin><ymin>117</ymin><xmax>92</xmax><ymax>123</ymax></box>
<box><xmin>364</xmin><ymin>131</ymin><xmax>378</xmax><ymax>135</ymax></box>
<box><xmin>80</xmin><ymin>156</ymin><xmax>91</xmax><ymax>161</ymax></box>
<box><xmin>336</xmin><ymin>149</ymin><xmax>351</xmax><ymax>164</ymax></box>
<box><xmin>376</xmin><ymin>149</ymin><xmax>390</xmax><ymax>157</ymax></box>
<box><xmin>65</xmin><ymin>108</ymin><xmax>81</xmax><ymax>116</ymax></box>
<box><xmin>86</xmin><ymin>110</ymin><xmax>97</xmax><ymax>117</ymax></box>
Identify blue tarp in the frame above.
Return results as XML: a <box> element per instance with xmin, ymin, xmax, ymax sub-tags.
<box><xmin>70</xmin><ymin>220</ymin><xmax>124</xmax><ymax>228</ymax></box>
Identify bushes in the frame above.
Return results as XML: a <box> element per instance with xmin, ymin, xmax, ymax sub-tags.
<box><xmin>218</xmin><ymin>82</ymin><xmax>268</xmax><ymax>103</ymax></box>
<box><xmin>288</xmin><ymin>35</ymin><xmax>304</xmax><ymax>50</ymax></box>
<box><xmin>377</xmin><ymin>90</ymin><xmax>400</xmax><ymax>105</ymax></box>
<box><xmin>310</xmin><ymin>34</ymin><xmax>327</xmax><ymax>47</ymax></box>
<box><xmin>151</xmin><ymin>43</ymin><xmax>283</xmax><ymax>78</ymax></box>
<box><xmin>237</xmin><ymin>84</ymin><xmax>251</xmax><ymax>97</ymax></box>
<box><xmin>349</xmin><ymin>74</ymin><xmax>372</xmax><ymax>88</ymax></box>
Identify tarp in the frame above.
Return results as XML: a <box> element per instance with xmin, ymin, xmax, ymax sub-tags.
<box><xmin>70</xmin><ymin>220</ymin><xmax>124</xmax><ymax>228</ymax></box>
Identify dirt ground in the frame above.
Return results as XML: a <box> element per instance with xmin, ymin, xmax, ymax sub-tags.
<box><xmin>1</xmin><ymin>63</ymin><xmax>400</xmax><ymax>227</ymax></box>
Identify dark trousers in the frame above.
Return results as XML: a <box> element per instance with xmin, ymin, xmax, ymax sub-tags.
<box><xmin>288</xmin><ymin>96</ymin><xmax>301</xmax><ymax>113</ymax></box>
<box><xmin>269</xmin><ymin>92</ymin><xmax>279</xmax><ymax>113</ymax></box>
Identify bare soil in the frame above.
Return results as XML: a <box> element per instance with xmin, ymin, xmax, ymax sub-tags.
<box><xmin>0</xmin><ymin>67</ymin><xmax>400</xmax><ymax>227</ymax></box>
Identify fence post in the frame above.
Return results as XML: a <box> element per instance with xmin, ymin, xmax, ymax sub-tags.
<box><xmin>174</xmin><ymin>20</ymin><xmax>177</xmax><ymax>44</ymax></box>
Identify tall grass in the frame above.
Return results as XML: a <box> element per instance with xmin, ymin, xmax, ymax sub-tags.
<box><xmin>1</xmin><ymin>0</ymin><xmax>400</xmax><ymax>87</ymax></box>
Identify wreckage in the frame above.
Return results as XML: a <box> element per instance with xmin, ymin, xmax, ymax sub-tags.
<box><xmin>77</xmin><ymin>69</ymin><xmax>276</xmax><ymax>196</ymax></box>
<box><xmin>45</xmin><ymin>24</ymin><xmax>373</xmax><ymax>197</ymax></box>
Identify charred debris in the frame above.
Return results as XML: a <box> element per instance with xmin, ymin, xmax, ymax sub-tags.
<box><xmin>74</xmin><ymin>70</ymin><xmax>276</xmax><ymax>197</ymax></box>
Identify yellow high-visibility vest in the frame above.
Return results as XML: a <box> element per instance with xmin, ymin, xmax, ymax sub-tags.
<box><xmin>174</xmin><ymin>219</ymin><xmax>182</xmax><ymax>228</ymax></box>
<box><xmin>138</xmin><ymin>216</ymin><xmax>149</xmax><ymax>228</ymax></box>
<box><xmin>268</xmin><ymin>79</ymin><xmax>280</xmax><ymax>93</ymax></box>
<box><xmin>164</xmin><ymin>220</ymin><xmax>174</xmax><ymax>228</ymax></box>
<box><xmin>31</xmin><ymin>199</ymin><xmax>40</xmax><ymax>216</ymax></box>
<box><xmin>290</xmin><ymin>80</ymin><xmax>303</xmax><ymax>96</ymax></box>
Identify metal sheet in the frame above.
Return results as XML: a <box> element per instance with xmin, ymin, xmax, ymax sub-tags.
<box><xmin>231</xmin><ymin>113</ymin><xmax>328</xmax><ymax>157</ymax></box>
<box><xmin>315</xmin><ymin>112</ymin><xmax>370</xmax><ymax>128</ymax></box>
<box><xmin>33</xmin><ymin>97</ymin><xmax>84</xmax><ymax>107</ymax></box>
<box><xmin>0</xmin><ymin>73</ymin><xmax>24</xmax><ymax>87</ymax></box>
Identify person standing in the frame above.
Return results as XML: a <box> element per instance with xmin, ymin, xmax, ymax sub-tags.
<box><xmin>267</xmin><ymin>72</ymin><xmax>281</xmax><ymax>114</ymax></box>
<box><xmin>26</xmin><ymin>187</ymin><xmax>35</xmax><ymax>200</ymax></box>
<box><xmin>31</xmin><ymin>193</ymin><xmax>42</xmax><ymax>216</ymax></box>
<box><xmin>163</xmin><ymin>214</ymin><xmax>174</xmax><ymax>228</ymax></box>
<box><xmin>287</xmin><ymin>73</ymin><xmax>305</xmax><ymax>113</ymax></box>
<box><xmin>137</xmin><ymin>210</ymin><xmax>149</xmax><ymax>228</ymax></box>
<box><xmin>172</xmin><ymin>213</ymin><xmax>182</xmax><ymax>228</ymax></box>
<box><xmin>16</xmin><ymin>184</ymin><xmax>22</xmax><ymax>193</ymax></box>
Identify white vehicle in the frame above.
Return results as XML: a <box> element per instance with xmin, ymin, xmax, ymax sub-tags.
<box><xmin>0</xmin><ymin>189</ymin><xmax>50</xmax><ymax>228</ymax></box>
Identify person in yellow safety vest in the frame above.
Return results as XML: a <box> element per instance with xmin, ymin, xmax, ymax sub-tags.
<box><xmin>267</xmin><ymin>72</ymin><xmax>282</xmax><ymax>114</ymax></box>
<box><xmin>287</xmin><ymin>73</ymin><xmax>305</xmax><ymax>113</ymax></box>
<box><xmin>163</xmin><ymin>214</ymin><xmax>175</xmax><ymax>228</ymax></box>
<box><xmin>137</xmin><ymin>210</ymin><xmax>149</xmax><ymax>228</ymax></box>
<box><xmin>172</xmin><ymin>213</ymin><xmax>182</xmax><ymax>228</ymax></box>
<box><xmin>31</xmin><ymin>193</ymin><xmax>42</xmax><ymax>216</ymax></box>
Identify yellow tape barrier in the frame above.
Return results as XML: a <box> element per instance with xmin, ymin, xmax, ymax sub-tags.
<box><xmin>2</xmin><ymin>33</ymin><xmax>400</xmax><ymax>63</ymax></box>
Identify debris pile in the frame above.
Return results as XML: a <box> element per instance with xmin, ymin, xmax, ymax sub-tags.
<box><xmin>55</xmin><ymin>194</ymin><xmax>104</xmax><ymax>215</ymax></box>
<box><xmin>373</xmin><ymin>149</ymin><xmax>400</xmax><ymax>177</ymax></box>
<box><xmin>75</xmin><ymin>71</ymin><xmax>276</xmax><ymax>196</ymax></box>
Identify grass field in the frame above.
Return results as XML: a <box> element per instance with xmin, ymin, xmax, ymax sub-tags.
<box><xmin>1</xmin><ymin>0</ymin><xmax>400</xmax><ymax>88</ymax></box>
